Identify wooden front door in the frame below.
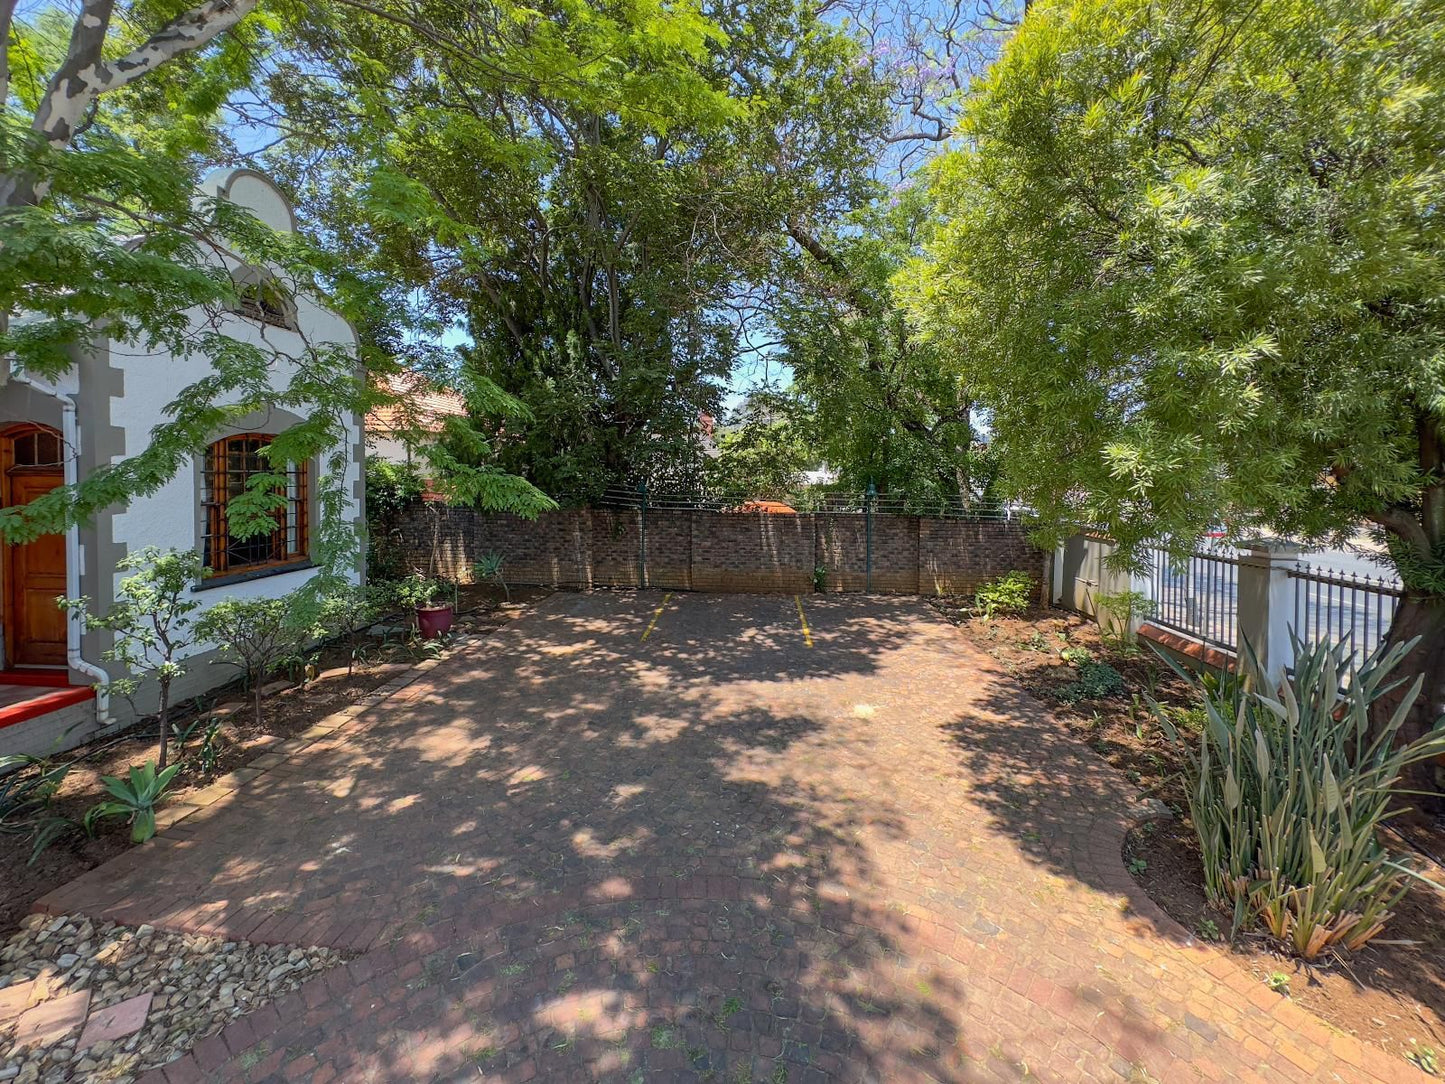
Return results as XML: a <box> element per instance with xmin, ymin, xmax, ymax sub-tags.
<box><xmin>2</xmin><ymin>423</ymin><xmax>67</xmax><ymax>668</ymax></box>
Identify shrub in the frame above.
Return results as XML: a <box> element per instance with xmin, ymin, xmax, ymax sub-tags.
<box><xmin>196</xmin><ymin>595</ymin><xmax>305</xmax><ymax>726</ymax></box>
<box><xmin>1093</xmin><ymin>588</ymin><xmax>1157</xmax><ymax>651</ymax></box>
<box><xmin>973</xmin><ymin>570</ymin><xmax>1035</xmax><ymax>619</ymax></box>
<box><xmin>1155</xmin><ymin>636</ymin><xmax>1445</xmax><ymax>957</ymax></box>
<box><xmin>62</xmin><ymin>548</ymin><xmax>204</xmax><ymax>771</ymax></box>
<box><xmin>1055</xmin><ymin>660</ymin><xmax>1125</xmax><ymax>703</ymax></box>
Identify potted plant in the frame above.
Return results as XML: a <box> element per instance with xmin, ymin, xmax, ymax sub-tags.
<box><xmin>399</xmin><ymin>573</ymin><xmax>454</xmax><ymax>639</ymax></box>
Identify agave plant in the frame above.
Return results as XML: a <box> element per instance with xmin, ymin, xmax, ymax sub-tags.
<box><xmin>85</xmin><ymin>761</ymin><xmax>181</xmax><ymax>844</ymax></box>
<box><xmin>1155</xmin><ymin>635</ymin><xmax>1445</xmax><ymax>958</ymax></box>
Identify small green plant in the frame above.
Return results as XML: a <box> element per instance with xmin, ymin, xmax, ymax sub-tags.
<box><xmin>196</xmin><ymin>594</ymin><xmax>304</xmax><ymax>725</ymax></box>
<box><xmin>317</xmin><ymin>583</ymin><xmax>393</xmax><ymax>675</ymax></box>
<box><xmin>1405</xmin><ymin>1041</ymin><xmax>1439</xmax><ymax>1075</ymax></box>
<box><xmin>62</xmin><ymin>547</ymin><xmax>206</xmax><ymax>771</ymax></box>
<box><xmin>1</xmin><ymin>754</ymin><xmax>78</xmax><ymax>863</ymax></box>
<box><xmin>1059</xmin><ymin>645</ymin><xmax>1093</xmax><ymax>666</ymax></box>
<box><xmin>395</xmin><ymin>573</ymin><xmax>450</xmax><ymax>610</ymax></box>
<box><xmin>197</xmin><ymin>717</ymin><xmax>224</xmax><ymax>776</ymax></box>
<box><xmin>1266</xmin><ymin>972</ymin><xmax>1291</xmax><ymax>996</ymax></box>
<box><xmin>1093</xmin><ymin>588</ymin><xmax>1157</xmax><ymax>652</ymax></box>
<box><xmin>812</xmin><ymin>563</ymin><xmax>827</xmax><ymax>592</ymax></box>
<box><xmin>85</xmin><ymin>761</ymin><xmax>181</xmax><ymax>843</ymax></box>
<box><xmin>1019</xmin><ymin>629</ymin><xmax>1048</xmax><ymax>652</ymax></box>
<box><xmin>1195</xmin><ymin>917</ymin><xmax>1221</xmax><ymax>942</ymax></box>
<box><xmin>972</xmin><ymin>570</ymin><xmax>1035</xmax><ymax>619</ymax></box>
<box><xmin>1155</xmin><ymin>635</ymin><xmax>1445</xmax><ymax>958</ymax></box>
<box><xmin>1055</xmin><ymin>660</ymin><xmax>1126</xmax><ymax>703</ymax></box>
<box><xmin>474</xmin><ymin>553</ymin><xmax>510</xmax><ymax>601</ymax></box>
<box><xmin>1126</xmin><ymin>856</ymin><xmax>1148</xmax><ymax>876</ymax></box>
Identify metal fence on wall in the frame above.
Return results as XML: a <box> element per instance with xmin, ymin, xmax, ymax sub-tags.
<box><xmin>1289</xmin><ymin>563</ymin><xmax>1403</xmax><ymax>663</ymax></box>
<box><xmin>1141</xmin><ymin>546</ymin><xmax>1402</xmax><ymax>664</ymax></box>
<box><xmin>594</xmin><ymin>485</ymin><xmax>1020</xmax><ymax>520</ymax></box>
<box><xmin>1148</xmin><ymin>547</ymin><xmax>1241</xmax><ymax>650</ymax></box>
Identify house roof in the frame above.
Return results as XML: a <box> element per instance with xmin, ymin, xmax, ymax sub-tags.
<box><xmin>367</xmin><ymin>371</ymin><xmax>468</xmax><ymax>436</ymax></box>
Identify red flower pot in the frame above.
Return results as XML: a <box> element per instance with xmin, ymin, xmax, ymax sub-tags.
<box><xmin>416</xmin><ymin>603</ymin><xmax>454</xmax><ymax>640</ymax></box>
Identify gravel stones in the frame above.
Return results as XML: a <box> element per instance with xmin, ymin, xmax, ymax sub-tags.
<box><xmin>0</xmin><ymin>914</ymin><xmax>345</xmax><ymax>1082</ymax></box>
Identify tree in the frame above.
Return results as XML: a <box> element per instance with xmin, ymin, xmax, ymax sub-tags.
<box><xmin>265</xmin><ymin>0</ymin><xmax>891</xmax><ymax>500</ymax></box>
<box><xmin>705</xmin><ymin>393</ymin><xmax>818</xmax><ymax>503</ymax></box>
<box><xmin>907</xmin><ymin>0</ymin><xmax>1445</xmax><ymax>798</ymax></box>
<box><xmin>779</xmin><ymin>188</ymin><xmax>995</xmax><ymax>503</ymax></box>
<box><xmin>0</xmin><ymin>2</ymin><xmax>384</xmax><ymax>609</ymax></box>
<box><xmin>195</xmin><ymin>594</ymin><xmax>305</xmax><ymax>726</ymax></box>
<box><xmin>63</xmin><ymin>548</ymin><xmax>205</xmax><ymax>771</ymax></box>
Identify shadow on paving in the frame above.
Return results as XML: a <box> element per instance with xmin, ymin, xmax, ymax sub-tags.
<box><xmin>53</xmin><ymin>592</ymin><xmax>1200</xmax><ymax>1082</ymax></box>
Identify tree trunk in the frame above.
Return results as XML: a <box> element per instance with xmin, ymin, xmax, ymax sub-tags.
<box><xmin>157</xmin><ymin>677</ymin><xmax>171</xmax><ymax>771</ymax></box>
<box><xmin>253</xmin><ymin>667</ymin><xmax>264</xmax><ymax>728</ymax></box>
<box><xmin>1374</xmin><ymin>592</ymin><xmax>1445</xmax><ymax>812</ymax></box>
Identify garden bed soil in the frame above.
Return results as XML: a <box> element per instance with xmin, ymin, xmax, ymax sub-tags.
<box><xmin>1129</xmin><ymin>818</ymin><xmax>1444</xmax><ymax>1073</ymax></box>
<box><xmin>0</xmin><ymin>586</ymin><xmax>550</xmax><ymax>940</ymax></box>
<box><xmin>933</xmin><ymin>602</ymin><xmax>1445</xmax><ymax>1073</ymax></box>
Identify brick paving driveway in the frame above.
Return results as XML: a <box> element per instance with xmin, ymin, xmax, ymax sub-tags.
<box><xmin>40</xmin><ymin>593</ymin><xmax>1420</xmax><ymax>1083</ymax></box>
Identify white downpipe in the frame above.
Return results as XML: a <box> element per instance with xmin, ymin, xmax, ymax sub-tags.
<box><xmin>59</xmin><ymin>398</ymin><xmax>110</xmax><ymax>721</ymax></box>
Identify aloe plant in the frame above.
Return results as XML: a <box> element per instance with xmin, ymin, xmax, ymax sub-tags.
<box><xmin>85</xmin><ymin>762</ymin><xmax>181</xmax><ymax>844</ymax></box>
<box><xmin>1155</xmin><ymin>635</ymin><xmax>1445</xmax><ymax>957</ymax></box>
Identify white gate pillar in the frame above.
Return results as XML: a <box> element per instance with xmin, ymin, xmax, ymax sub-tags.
<box><xmin>1236</xmin><ymin>540</ymin><xmax>1301</xmax><ymax>687</ymax></box>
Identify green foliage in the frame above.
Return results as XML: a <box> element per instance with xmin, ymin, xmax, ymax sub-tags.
<box><xmin>1155</xmin><ymin>636</ymin><xmax>1445</xmax><ymax>957</ymax></box>
<box><xmin>395</xmin><ymin>574</ymin><xmax>449</xmax><ymax>610</ymax></box>
<box><xmin>1059</xmin><ymin>646</ymin><xmax>1094</xmax><ymax>666</ymax></box>
<box><xmin>2</xmin><ymin>9</ymin><xmax>371</xmax><ymax>576</ymax></box>
<box><xmin>195</xmin><ymin>595</ymin><xmax>305</xmax><ymax>727</ymax></box>
<box><xmin>1055</xmin><ymin>660</ymin><xmax>1126</xmax><ymax>703</ymax></box>
<box><xmin>269</xmin><ymin>0</ymin><xmax>890</xmax><ymax>500</ymax></box>
<box><xmin>366</xmin><ymin>458</ymin><xmax>427</xmax><ymax>522</ymax></box>
<box><xmin>0</xmin><ymin>754</ymin><xmax>77</xmax><ymax>863</ymax></box>
<box><xmin>1094</xmin><ymin>589</ymin><xmax>1158</xmax><ymax>652</ymax></box>
<box><xmin>474</xmin><ymin>554</ymin><xmax>510</xmax><ymax>602</ymax></box>
<box><xmin>705</xmin><ymin>394</ymin><xmax>817</xmax><ymax>503</ymax></box>
<box><xmin>84</xmin><ymin>762</ymin><xmax>181</xmax><ymax>845</ymax></box>
<box><xmin>973</xmin><ymin>571</ymin><xmax>1035</xmax><ymax>619</ymax></box>
<box><xmin>63</xmin><ymin>548</ymin><xmax>205</xmax><ymax>771</ymax></box>
<box><xmin>812</xmin><ymin>565</ymin><xmax>828</xmax><ymax>593</ymax></box>
<box><xmin>780</xmin><ymin>189</ymin><xmax>996</xmax><ymax>503</ymax></box>
<box><xmin>906</xmin><ymin>0</ymin><xmax>1445</xmax><ymax>592</ymax></box>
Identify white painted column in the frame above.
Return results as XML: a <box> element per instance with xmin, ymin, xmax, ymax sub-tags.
<box><xmin>1236</xmin><ymin>540</ymin><xmax>1302</xmax><ymax>686</ymax></box>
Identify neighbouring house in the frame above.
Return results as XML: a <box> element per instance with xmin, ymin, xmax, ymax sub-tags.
<box><xmin>365</xmin><ymin>370</ymin><xmax>467</xmax><ymax>465</ymax></box>
<box><xmin>0</xmin><ymin>169</ymin><xmax>364</xmax><ymax>758</ymax></box>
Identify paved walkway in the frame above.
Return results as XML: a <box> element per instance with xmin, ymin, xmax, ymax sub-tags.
<box><xmin>39</xmin><ymin>593</ymin><xmax>1421</xmax><ymax>1083</ymax></box>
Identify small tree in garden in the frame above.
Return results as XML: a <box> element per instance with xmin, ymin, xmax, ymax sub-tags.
<box><xmin>62</xmin><ymin>548</ymin><xmax>205</xmax><ymax>771</ymax></box>
<box><xmin>318</xmin><ymin>583</ymin><xmax>394</xmax><ymax>675</ymax></box>
<box><xmin>196</xmin><ymin>595</ymin><xmax>305</xmax><ymax>726</ymax></box>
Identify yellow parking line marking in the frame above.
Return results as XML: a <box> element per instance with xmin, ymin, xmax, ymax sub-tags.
<box><xmin>640</xmin><ymin>593</ymin><xmax>673</xmax><ymax>642</ymax></box>
<box><xmin>794</xmin><ymin>595</ymin><xmax>813</xmax><ymax>647</ymax></box>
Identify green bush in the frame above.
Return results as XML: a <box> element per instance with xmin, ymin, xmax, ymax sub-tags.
<box><xmin>973</xmin><ymin>570</ymin><xmax>1035</xmax><ymax>619</ymax></box>
<box><xmin>1055</xmin><ymin>659</ymin><xmax>1125</xmax><ymax>703</ymax></box>
<box><xmin>1156</xmin><ymin>636</ymin><xmax>1445</xmax><ymax>957</ymax></box>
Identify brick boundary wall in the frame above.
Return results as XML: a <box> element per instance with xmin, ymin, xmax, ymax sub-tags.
<box><xmin>393</xmin><ymin>504</ymin><xmax>1047</xmax><ymax>598</ymax></box>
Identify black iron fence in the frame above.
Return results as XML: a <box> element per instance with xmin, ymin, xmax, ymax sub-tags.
<box><xmin>594</xmin><ymin>485</ymin><xmax>1020</xmax><ymax>520</ymax></box>
<box><xmin>1147</xmin><ymin>547</ymin><xmax>1241</xmax><ymax>650</ymax></box>
<box><xmin>1288</xmin><ymin>564</ymin><xmax>1403</xmax><ymax>664</ymax></box>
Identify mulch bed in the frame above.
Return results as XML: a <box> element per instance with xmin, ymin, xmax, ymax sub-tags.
<box><xmin>0</xmin><ymin>586</ymin><xmax>550</xmax><ymax>941</ymax></box>
<box><xmin>934</xmin><ymin>601</ymin><xmax>1445</xmax><ymax>1074</ymax></box>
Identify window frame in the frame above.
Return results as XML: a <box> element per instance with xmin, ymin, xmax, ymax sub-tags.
<box><xmin>200</xmin><ymin>433</ymin><xmax>310</xmax><ymax>580</ymax></box>
<box><xmin>230</xmin><ymin>270</ymin><xmax>298</xmax><ymax>331</ymax></box>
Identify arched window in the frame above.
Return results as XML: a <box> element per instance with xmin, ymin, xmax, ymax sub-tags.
<box><xmin>230</xmin><ymin>269</ymin><xmax>296</xmax><ymax>330</ymax></box>
<box><xmin>202</xmin><ymin>435</ymin><xmax>308</xmax><ymax>575</ymax></box>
